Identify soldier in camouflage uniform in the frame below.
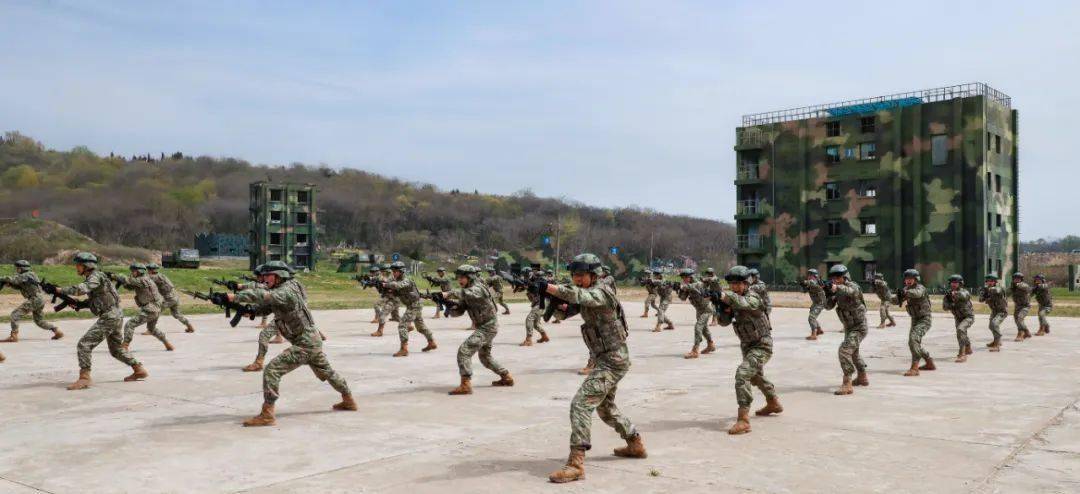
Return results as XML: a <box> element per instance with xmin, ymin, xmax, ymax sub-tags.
<box><xmin>893</xmin><ymin>269</ymin><xmax>935</xmax><ymax>376</ymax></box>
<box><xmin>978</xmin><ymin>274</ymin><xmax>1006</xmax><ymax>351</ymax></box>
<box><xmin>366</xmin><ymin>266</ymin><xmax>383</xmax><ymax>324</ymax></box>
<box><xmin>717</xmin><ymin>266</ymin><xmax>782</xmax><ymax>435</ymax></box>
<box><xmin>236</xmin><ymin>266</ymin><xmax>282</xmax><ymax>372</ymax></box>
<box><xmin>371</xmin><ymin>266</ymin><xmax>405</xmax><ymax>337</ymax></box>
<box><xmin>599</xmin><ymin>265</ymin><xmax>617</xmax><ymax>295</ymax></box>
<box><xmin>1033</xmin><ymin>274</ymin><xmax>1053</xmax><ymax>335</ymax></box>
<box><xmin>442</xmin><ymin>265</ymin><xmax>514</xmax><ymax>395</ymax></box>
<box><xmin>45</xmin><ymin>252</ymin><xmax>148</xmax><ymax>390</ymax></box>
<box><xmin>701</xmin><ymin>268</ymin><xmax>723</xmax><ymax>326</ymax></box>
<box><xmin>799</xmin><ymin>269</ymin><xmax>828</xmax><ymax>340</ymax></box>
<box><xmin>522</xmin><ymin>268</ymin><xmax>550</xmax><ymax>346</ymax></box>
<box><xmin>385</xmin><ymin>261</ymin><xmax>437</xmax><ymax>357</ymax></box>
<box><xmin>1008</xmin><ymin>273</ymin><xmax>1033</xmax><ymax>341</ymax></box>
<box><xmin>112</xmin><ymin>264</ymin><xmax>174</xmax><ymax>352</ymax></box>
<box><xmin>652</xmin><ymin>270</ymin><xmax>675</xmax><ymax>332</ymax></box>
<box><xmin>485</xmin><ymin>267</ymin><xmax>512</xmax><ymax>315</ymax></box>
<box><xmin>542</xmin><ymin>254</ymin><xmax>645</xmax><ymax>484</ymax></box>
<box><xmin>747</xmin><ymin>268</ymin><xmax>772</xmax><ymax>317</ymax></box>
<box><xmin>423</xmin><ymin>268</ymin><xmax>453</xmax><ymax>318</ymax></box>
<box><xmin>824</xmin><ymin>265</ymin><xmax>868</xmax><ymax>394</ymax></box>
<box><xmin>146</xmin><ymin>263</ymin><xmax>196</xmax><ymax>333</ymax></box>
<box><xmin>0</xmin><ymin>260</ymin><xmax>63</xmax><ymax>342</ymax></box>
<box><xmin>640</xmin><ymin>269</ymin><xmax>658</xmax><ymax>318</ymax></box>
<box><xmin>943</xmin><ymin>274</ymin><xmax>975</xmax><ymax>363</ymax></box>
<box><xmin>224</xmin><ymin>261</ymin><xmax>356</xmax><ymax>426</ymax></box>
<box><xmin>871</xmin><ymin>273</ymin><xmax>896</xmax><ymax>327</ymax></box>
<box><xmin>677</xmin><ymin>268</ymin><xmax>716</xmax><ymax>359</ymax></box>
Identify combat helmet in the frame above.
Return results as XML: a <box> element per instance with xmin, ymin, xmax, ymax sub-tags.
<box><xmin>260</xmin><ymin>260</ymin><xmax>294</xmax><ymax>279</ymax></box>
<box><xmin>1034</xmin><ymin>274</ymin><xmax>1046</xmax><ymax>282</ymax></box>
<box><xmin>455</xmin><ymin>264</ymin><xmax>481</xmax><ymax>279</ymax></box>
<box><xmin>678</xmin><ymin>268</ymin><xmax>696</xmax><ymax>277</ymax></box>
<box><xmin>567</xmin><ymin>253</ymin><xmax>604</xmax><ymax>275</ymax></box>
<box><xmin>807</xmin><ymin>268</ymin><xmax>819</xmax><ymax>276</ymax></box>
<box><xmin>1012</xmin><ymin>272</ymin><xmax>1024</xmax><ymax>279</ymax></box>
<box><xmin>725</xmin><ymin>265</ymin><xmax>752</xmax><ymax>282</ymax></box>
<box><xmin>129</xmin><ymin>263</ymin><xmax>147</xmax><ymax>274</ymax></box>
<box><xmin>436</xmin><ymin>267</ymin><xmax>446</xmax><ymax>273</ymax></box>
<box><xmin>873</xmin><ymin>272</ymin><xmax>883</xmax><ymax>280</ymax></box>
<box><xmin>486</xmin><ymin>266</ymin><xmax>496</xmax><ymax>273</ymax></box>
<box><xmin>146</xmin><ymin>263</ymin><xmax>160</xmax><ymax>271</ymax></box>
<box><xmin>13</xmin><ymin>260</ymin><xmax>30</xmax><ymax>270</ymax></box>
<box><xmin>389</xmin><ymin>261</ymin><xmax>406</xmax><ymax>271</ymax></box>
<box><xmin>985</xmin><ymin>273</ymin><xmax>999</xmax><ymax>281</ymax></box>
<box><xmin>704</xmin><ymin>267</ymin><xmax>716</xmax><ymax>275</ymax></box>
<box><xmin>369</xmin><ymin>265</ymin><xmax>381</xmax><ymax>273</ymax></box>
<box><xmin>643</xmin><ymin>268</ymin><xmax>653</xmax><ymax>275</ymax></box>
<box><xmin>902</xmin><ymin>268</ymin><xmax>921</xmax><ymax>280</ymax></box>
<box><xmin>947</xmin><ymin>274</ymin><xmax>964</xmax><ymax>285</ymax></box>
<box><xmin>73</xmin><ymin>252</ymin><xmax>98</xmax><ymax>266</ymax></box>
<box><xmin>828</xmin><ymin>264</ymin><xmax>849</xmax><ymax>277</ymax></box>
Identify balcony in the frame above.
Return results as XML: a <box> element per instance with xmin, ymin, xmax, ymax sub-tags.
<box><xmin>736</xmin><ymin>162</ymin><xmax>763</xmax><ymax>185</ymax></box>
<box><xmin>735</xmin><ymin>128</ymin><xmax>771</xmax><ymax>150</ymax></box>
<box><xmin>735</xmin><ymin>199</ymin><xmax>766</xmax><ymax>219</ymax></box>
<box><xmin>737</xmin><ymin>234</ymin><xmax>765</xmax><ymax>253</ymax></box>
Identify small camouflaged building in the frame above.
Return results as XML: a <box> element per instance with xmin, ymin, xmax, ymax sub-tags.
<box><xmin>249</xmin><ymin>181</ymin><xmax>318</xmax><ymax>271</ymax></box>
<box><xmin>735</xmin><ymin>83</ymin><xmax>1018</xmax><ymax>288</ymax></box>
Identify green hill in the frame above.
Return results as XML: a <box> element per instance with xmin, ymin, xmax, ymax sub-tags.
<box><xmin>0</xmin><ymin>218</ymin><xmax>153</xmax><ymax>264</ymax></box>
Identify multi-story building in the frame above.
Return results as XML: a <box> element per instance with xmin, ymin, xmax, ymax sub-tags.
<box><xmin>734</xmin><ymin>83</ymin><xmax>1018</xmax><ymax>287</ymax></box>
<box><xmin>249</xmin><ymin>181</ymin><xmax>318</xmax><ymax>271</ymax></box>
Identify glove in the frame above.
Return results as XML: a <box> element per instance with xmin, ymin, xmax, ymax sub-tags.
<box><xmin>226</xmin><ymin>280</ymin><xmax>241</xmax><ymax>292</ymax></box>
<box><xmin>528</xmin><ymin>279</ymin><xmax>549</xmax><ymax>296</ymax></box>
<box><xmin>210</xmin><ymin>292</ymin><xmax>230</xmax><ymax>306</ymax></box>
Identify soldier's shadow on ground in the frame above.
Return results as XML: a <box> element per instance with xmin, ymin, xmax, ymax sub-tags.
<box><xmin>415</xmin><ymin>457</ymin><xmax>561</xmax><ymax>482</ymax></box>
<box><xmin>778</xmin><ymin>384</ymin><xmax>838</xmax><ymax>394</ymax></box>
<box><xmin>515</xmin><ymin>367</ymin><xmax>580</xmax><ymax>376</ymax></box>
<box><xmin>643</xmin><ymin>418</ymin><xmax>725</xmax><ymax>433</ymax></box>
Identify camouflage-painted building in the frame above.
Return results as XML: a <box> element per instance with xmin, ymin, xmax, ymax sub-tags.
<box><xmin>249</xmin><ymin>182</ymin><xmax>318</xmax><ymax>271</ymax></box>
<box><xmin>735</xmin><ymin>83</ymin><xmax>1018</xmax><ymax>288</ymax></box>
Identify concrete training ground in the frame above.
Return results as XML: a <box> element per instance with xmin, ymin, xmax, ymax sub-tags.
<box><xmin>0</xmin><ymin>302</ymin><xmax>1078</xmax><ymax>493</ymax></box>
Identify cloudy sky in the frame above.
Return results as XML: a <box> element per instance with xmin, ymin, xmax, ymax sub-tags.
<box><xmin>2</xmin><ymin>0</ymin><xmax>1076</xmax><ymax>239</ymax></box>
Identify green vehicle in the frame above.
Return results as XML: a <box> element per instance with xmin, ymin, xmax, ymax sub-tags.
<box><xmin>161</xmin><ymin>248</ymin><xmax>201</xmax><ymax>269</ymax></box>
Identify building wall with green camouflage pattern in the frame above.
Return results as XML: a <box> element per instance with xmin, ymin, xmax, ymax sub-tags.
<box><xmin>249</xmin><ymin>182</ymin><xmax>318</xmax><ymax>271</ymax></box>
<box><xmin>735</xmin><ymin>83</ymin><xmax>1018</xmax><ymax>289</ymax></box>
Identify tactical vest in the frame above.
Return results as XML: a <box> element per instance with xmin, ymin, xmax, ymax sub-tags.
<box><xmin>153</xmin><ymin>273</ymin><xmax>177</xmax><ymax>300</ymax></box>
<box><xmin>130</xmin><ymin>276</ymin><xmax>163</xmax><ymax>307</ymax></box>
<box><xmin>86</xmin><ymin>270</ymin><xmax>121</xmax><ymax>316</ymax></box>
<box><xmin>463</xmin><ymin>282</ymin><xmax>498</xmax><ymax>327</ymax></box>
<box><xmin>905</xmin><ymin>285</ymin><xmax>932</xmax><ymax>318</ymax></box>
<box><xmin>732</xmin><ymin>294</ymin><xmax>771</xmax><ymax>343</ymax></box>
<box><xmin>946</xmin><ymin>289</ymin><xmax>974</xmax><ymax>319</ymax></box>
<box><xmin>803</xmin><ymin>279</ymin><xmax>826</xmax><ymax>305</ymax></box>
<box><xmin>834</xmin><ymin>281</ymin><xmax>867</xmax><ymax>330</ymax></box>
<box><xmin>1034</xmin><ymin>285</ymin><xmax>1053</xmax><ymax>307</ymax></box>
<box><xmin>272</xmin><ymin>282</ymin><xmax>316</xmax><ymax>336</ymax></box>
<box><xmin>1011</xmin><ymin>283</ymin><xmax>1031</xmax><ymax>308</ymax></box>
<box><xmin>579</xmin><ymin>285</ymin><xmax>629</xmax><ymax>355</ymax></box>
<box><xmin>981</xmin><ymin>286</ymin><xmax>1008</xmax><ymax>313</ymax></box>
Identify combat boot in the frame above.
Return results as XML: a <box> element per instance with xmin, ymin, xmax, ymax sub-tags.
<box><xmin>243</xmin><ymin>403</ymin><xmax>276</xmax><ymax>427</ymax></box>
<box><xmin>393</xmin><ymin>342</ymin><xmax>409</xmax><ymax>357</ymax></box>
<box><xmin>0</xmin><ymin>352</ymin><xmax>4</xmax><ymax>362</ymax></box>
<box><xmin>684</xmin><ymin>346</ymin><xmax>700</xmax><ymax>359</ymax></box>
<box><xmin>1023</xmin><ymin>330</ymin><xmax>1032</xmax><ymax>339</ymax></box>
<box><xmin>755</xmin><ymin>396</ymin><xmax>783</xmax><ymax>416</ymax></box>
<box><xmin>1013</xmin><ymin>332</ymin><xmax>1024</xmax><ymax>342</ymax></box>
<box><xmin>918</xmin><ymin>358</ymin><xmax>936</xmax><ymax>371</ymax></box>
<box><xmin>185</xmin><ymin>323</ymin><xmax>196</xmax><ymax>333</ymax></box>
<box><xmin>955</xmin><ymin>353</ymin><xmax>967</xmax><ymax>363</ymax></box>
<box><xmin>548</xmin><ymin>448</ymin><xmax>585</xmax><ymax>483</ymax></box>
<box><xmin>577</xmin><ymin>364</ymin><xmax>593</xmax><ymax>375</ymax></box>
<box><xmin>1036</xmin><ymin>326</ymin><xmax>1047</xmax><ymax>336</ymax></box>
<box><xmin>613</xmin><ymin>434</ymin><xmax>647</xmax><ymax>458</ymax></box>
<box><xmin>332</xmin><ymin>393</ymin><xmax>358</xmax><ymax>411</ymax></box>
<box><xmin>640</xmin><ymin>311</ymin><xmax>649</xmax><ymax>318</ymax></box>
<box><xmin>817</xmin><ymin>328</ymin><xmax>825</xmax><ymax>335</ymax></box>
<box><xmin>1</xmin><ymin>331</ymin><xmax>18</xmax><ymax>343</ymax></box>
<box><xmin>520</xmin><ymin>336</ymin><xmax>534</xmax><ymax>347</ymax></box>
<box><xmin>502</xmin><ymin>308</ymin><xmax>511</xmax><ymax>315</ymax></box>
<box><xmin>448</xmin><ymin>377</ymin><xmax>473</xmax><ymax>395</ymax></box>
<box><xmin>421</xmin><ymin>339</ymin><xmax>437</xmax><ymax>352</ymax></box>
<box><xmin>701</xmin><ymin>341</ymin><xmax>717</xmax><ymax>354</ymax></box>
<box><xmin>664</xmin><ymin>322</ymin><xmax>675</xmax><ymax>330</ymax></box>
<box><xmin>433</xmin><ymin>311</ymin><xmax>441</xmax><ymax>319</ymax></box>
<box><xmin>965</xmin><ymin>344</ymin><xmax>973</xmax><ymax>355</ymax></box>
<box><xmin>834</xmin><ymin>376</ymin><xmax>854</xmax><ymax>395</ymax></box>
<box><xmin>652</xmin><ymin>323</ymin><xmax>662</xmax><ymax>333</ymax></box>
<box><xmin>491</xmin><ymin>371</ymin><xmax>514</xmax><ymax>387</ymax></box>
<box><xmin>164</xmin><ymin>341</ymin><xmax>175</xmax><ymax>352</ymax></box>
<box><xmin>242</xmin><ymin>358</ymin><xmax>264</xmax><ymax>372</ymax></box>
<box><xmin>806</xmin><ymin>332</ymin><xmax>818</xmax><ymax>341</ymax></box>
<box><xmin>124</xmin><ymin>364</ymin><xmax>149</xmax><ymax>382</ymax></box>
<box><xmin>537</xmin><ymin>332</ymin><xmax>550</xmax><ymax>343</ymax></box>
<box><xmin>270</xmin><ymin>333</ymin><xmax>284</xmax><ymax>344</ymax></box>
<box><xmin>51</xmin><ymin>329</ymin><xmax>64</xmax><ymax>340</ymax></box>
<box><xmin>67</xmin><ymin>369</ymin><xmax>92</xmax><ymax>390</ymax></box>
<box><xmin>320</xmin><ymin>331</ymin><xmax>327</xmax><ymax>341</ymax></box>
<box><xmin>142</xmin><ymin>329</ymin><xmax>153</xmax><ymax>335</ymax></box>
<box><xmin>903</xmin><ymin>363</ymin><xmax>920</xmax><ymax>376</ymax></box>
<box><xmin>854</xmin><ymin>371</ymin><xmax>869</xmax><ymax>386</ymax></box>
<box><xmin>989</xmin><ymin>338</ymin><xmax>1002</xmax><ymax>352</ymax></box>
<box><xmin>370</xmin><ymin>324</ymin><xmax>384</xmax><ymax>337</ymax></box>
<box><xmin>728</xmin><ymin>408</ymin><xmax>751</xmax><ymax>435</ymax></box>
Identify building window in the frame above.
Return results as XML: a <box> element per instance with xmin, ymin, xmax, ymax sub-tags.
<box><xmin>858</xmin><ymin>181</ymin><xmax>877</xmax><ymax>198</ymax></box>
<box><xmin>860</xmin><ymin>218</ymin><xmax>877</xmax><ymax>235</ymax></box>
<box><xmin>270</xmin><ymin>210</ymin><xmax>282</xmax><ymax>223</ymax></box>
<box><xmin>987</xmin><ymin>212</ymin><xmax>993</xmax><ymax>231</ymax></box>
<box><xmin>270</xmin><ymin>254</ymin><xmax>282</xmax><ymax>261</ymax></box>
<box><xmin>296</xmin><ymin>212</ymin><xmax>309</xmax><ymax>225</ymax></box>
<box><xmin>269</xmin><ymin>189</ymin><xmax>283</xmax><ymax>202</ymax></box>
<box><xmin>931</xmin><ymin>134</ymin><xmax>948</xmax><ymax>166</ymax></box>
<box><xmin>826</xmin><ymin>146</ymin><xmax>841</xmax><ymax>163</ymax></box>
<box><xmin>986</xmin><ymin>172</ymin><xmax>992</xmax><ymax>191</ymax></box>
<box><xmin>987</xmin><ymin>258</ymin><xmax>993</xmax><ymax>273</ymax></box>
<box><xmin>995</xmin><ymin>134</ymin><xmax>1001</xmax><ymax>153</ymax></box>
<box><xmin>827</xmin><ymin>220</ymin><xmax>842</xmax><ymax>237</ymax></box>
<box><xmin>987</xmin><ymin>132</ymin><xmax>992</xmax><ymax>151</ymax></box>
<box><xmin>996</xmin><ymin>214</ymin><xmax>1002</xmax><ymax>228</ymax></box>
<box><xmin>862</xmin><ymin>261</ymin><xmax>877</xmax><ymax>282</ymax></box>
<box><xmin>995</xmin><ymin>259</ymin><xmax>1002</xmax><ymax>276</ymax></box>
<box><xmin>859</xmin><ymin>142</ymin><xmax>876</xmax><ymax>160</ymax></box>
<box><xmin>995</xmin><ymin>174</ymin><xmax>1002</xmax><ymax>193</ymax></box>
<box><xmin>297</xmin><ymin>190</ymin><xmax>310</xmax><ymax>203</ymax></box>
<box><xmin>844</xmin><ymin>147</ymin><xmax>856</xmax><ymax>160</ymax></box>
<box><xmin>826</xmin><ymin>182</ymin><xmax>841</xmax><ymax>201</ymax></box>
<box><xmin>270</xmin><ymin>232</ymin><xmax>282</xmax><ymax>245</ymax></box>
<box><xmin>296</xmin><ymin>255</ymin><xmax>309</xmax><ymax>266</ymax></box>
<box><xmin>861</xmin><ymin>117</ymin><xmax>875</xmax><ymax>133</ymax></box>
<box><xmin>826</xmin><ymin>121</ymin><xmax>840</xmax><ymax>137</ymax></box>
<box><xmin>297</xmin><ymin>233</ymin><xmax>309</xmax><ymax>245</ymax></box>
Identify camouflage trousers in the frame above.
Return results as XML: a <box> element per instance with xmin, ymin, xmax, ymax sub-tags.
<box><xmin>692</xmin><ymin>310</ymin><xmax>713</xmax><ymax>346</ymax></box>
<box><xmin>954</xmin><ymin>315</ymin><xmax>974</xmax><ymax>351</ymax></box>
<box><xmin>838</xmin><ymin>330</ymin><xmax>867</xmax><ymax>377</ymax></box>
<box><xmin>262</xmin><ymin>345</ymin><xmax>350</xmax><ymax>404</ymax></box>
<box><xmin>988</xmin><ymin>311</ymin><xmax>1006</xmax><ymax>340</ymax></box>
<box><xmin>569</xmin><ymin>346</ymin><xmax>636</xmax><ymax>450</ymax></box>
<box><xmin>77</xmin><ymin>311</ymin><xmax>140</xmax><ymax>371</ymax></box>
<box><xmin>377</xmin><ymin>298</ymin><xmax>401</xmax><ymax>325</ymax></box>
<box><xmin>908</xmin><ymin>315</ymin><xmax>932</xmax><ymax>364</ymax></box>
<box><xmin>525</xmin><ymin>305</ymin><xmax>546</xmax><ymax>338</ymax></box>
<box><xmin>492</xmin><ymin>291</ymin><xmax>510</xmax><ymax>312</ymax></box>
<box><xmin>808</xmin><ymin>304</ymin><xmax>824</xmax><ymax>331</ymax></box>
<box><xmin>398</xmin><ymin>305</ymin><xmax>433</xmax><ymax>344</ymax></box>
<box><xmin>643</xmin><ymin>294</ymin><xmax>658</xmax><ymax>315</ymax></box>
<box><xmin>879</xmin><ymin>301</ymin><xmax>895</xmax><ymax>326</ymax></box>
<box><xmin>736</xmin><ymin>338</ymin><xmax>776</xmax><ymax>408</ymax></box>
<box><xmin>123</xmin><ymin>304</ymin><xmax>167</xmax><ymax>346</ymax></box>
<box><xmin>655</xmin><ymin>300</ymin><xmax>673</xmax><ymax>326</ymax></box>
<box><xmin>10</xmin><ymin>299</ymin><xmax>57</xmax><ymax>334</ymax></box>
<box><xmin>457</xmin><ymin>324</ymin><xmax>506</xmax><ymax>378</ymax></box>
<box><xmin>1038</xmin><ymin>306</ymin><xmax>1052</xmax><ymax>330</ymax></box>
<box><xmin>254</xmin><ymin>322</ymin><xmax>281</xmax><ymax>361</ymax></box>
<box><xmin>1014</xmin><ymin>307</ymin><xmax>1030</xmax><ymax>334</ymax></box>
<box><xmin>160</xmin><ymin>298</ymin><xmax>191</xmax><ymax>327</ymax></box>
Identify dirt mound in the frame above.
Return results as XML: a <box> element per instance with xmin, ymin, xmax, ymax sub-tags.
<box><xmin>0</xmin><ymin>218</ymin><xmax>155</xmax><ymax>265</ymax></box>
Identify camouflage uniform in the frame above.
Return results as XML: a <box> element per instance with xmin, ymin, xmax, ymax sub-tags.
<box><xmin>65</xmin><ymin>270</ymin><xmax>141</xmax><ymax>371</ymax></box>
<box><xmin>978</xmin><ymin>283</ymin><xmax>1008</xmax><ymax>343</ymax></box>
<box><xmin>943</xmin><ymin>287</ymin><xmax>974</xmax><ymax>355</ymax></box>
<box><xmin>894</xmin><ymin>280</ymin><xmax>933</xmax><ymax>367</ymax></box>
<box><xmin>702</xmin><ymin>272</ymin><xmax>723</xmax><ymax>324</ymax></box>
<box><xmin>872</xmin><ymin>277</ymin><xmax>896</xmax><ymax>326</ymax></box>
<box><xmin>445</xmin><ymin>270</ymin><xmax>509</xmax><ymax>380</ymax></box>
<box><xmin>384</xmin><ymin>273</ymin><xmax>435</xmax><ymax>347</ymax></box>
<box><xmin>717</xmin><ymin>290</ymin><xmax>777</xmax><ymax>409</ymax></box>
<box><xmin>148</xmin><ymin>268</ymin><xmax>195</xmax><ymax>332</ymax></box>
<box><xmin>424</xmin><ymin>271</ymin><xmax>453</xmax><ymax>317</ymax></box>
<box><xmin>0</xmin><ymin>266</ymin><xmax>60</xmax><ymax>339</ymax></box>
<box><xmin>749</xmin><ymin>276</ymin><xmax>771</xmax><ymax>316</ymax></box>
<box><xmin>826</xmin><ymin>279</ymin><xmax>868</xmax><ymax>378</ymax></box>
<box><xmin>800</xmin><ymin>278</ymin><xmax>827</xmax><ymax>335</ymax></box>
<box><xmin>1008</xmin><ymin>279</ymin><xmax>1032</xmax><ymax>338</ymax></box>
<box><xmin>524</xmin><ymin>289</ymin><xmax>548</xmax><ymax>341</ymax></box>
<box><xmin>114</xmin><ymin>270</ymin><xmax>170</xmax><ymax>348</ymax></box>
<box><xmin>679</xmin><ymin>280</ymin><xmax>714</xmax><ymax>351</ymax></box>
<box><xmin>378</xmin><ymin>271</ymin><xmax>401</xmax><ymax>324</ymax></box>
<box><xmin>642</xmin><ymin>276</ymin><xmax>659</xmax><ymax>316</ymax></box>
<box><xmin>485</xmin><ymin>272</ymin><xmax>511</xmax><ymax>313</ymax></box>
<box><xmin>1034</xmin><ymin>281</ymin><xmax>1053</xmax><ymax>333</ymax></box>
<box><xmin>654</xmin><ymin>277</ymin><xmax>674</xmax><ymax>328</ymax></box>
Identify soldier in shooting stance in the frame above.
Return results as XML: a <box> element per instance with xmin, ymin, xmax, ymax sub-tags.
<box><xmin>440</xmin><ymin>265</ymin><xmax>514</xmax><ymax>395</ymax></box>
<box><xmin>0</xmin><ymin>260</ymin><xmax>63</xmax><ymax>343</ymax></box>
<box><xmin>522</xmin><ymin>267</ymin><xmax>550</xmax><ymax>346</ymax></box>
<box><xmin>423</xmin><ymin>267</ymin><xmax>452</xmax><ymax>318</ymax></box>
<box><xmin>677</xmin><ymin>268</ymin><xmax>716</xmax><ymax>359</ymax></box>
<box><xmin>385</xmin><ymin>261</ymin><xmax>437</xmax><ymax>357</ymax></box>
<box><xmin>824</xmin><ymin>265</ymin><xmax>868</xmax><ymax>394</ymax></box>
<box><xmin>536</xmin><ymin>254</ymin><xmax>646</xmax><ymax>484</ymax></box>
<box><xmin>979</xmin><ymin>274</ymin><xmax>1006</xmax><ymax>351</ymax></box>
<box><xmin>942</xmin><ymin>274</ymin><xmax>975</xmax><ymax>362</ymax></box>
<box><xmin>747</xmin><ymin>268</ymin><xmax>772</xmax><ymax>317</ymax></box>
<box><xmin>370</xmin><ymin>266</ymin><xmax>403</xmax><ymax>337</ymax></box>
<box><xmin>146</xmin><ymin>263</ymin><xmax>196</xmax><ymax>333</ymax></box>
<box><xmin>716</xmin><ymin>266</ymin><xmax>782</xmax><ymax>434</ymax></box>
<box><xmin>800</xmin><ymin>269</ymin><xmax>827</xmax><ymax>340</ymax></box>
<box><xmin>894</xmin><ymin>269</ymin><xmax>935</xmax><ymax>376</ymax></box>
<box><xmin>485</xmin><ymin>267</ymin><xmax>512</xmax><ymax>315</ymax></box>
<box><xmin>112</xmin><ymin>263</ymin><xmax>174</xmax><ymax>352</ymax></box>
<box><xmin>640</xmin><ymin>268</ymin><xmax>658</xmax><ymax>318</ymax></box>
<box><xmin>872</xmin><ymin>273</ymin><xmax>897</xmax><ymax>328</ymax></box>
<box><xmin>1033</xmin><ymin>274</ymin><xmax>1053</xmax><ymax>335</ymax></box>
<box><xmin>233</xmin><ymin>265</ymin><xmax>282</xmax><ymax>372</ymax></box>
<box><xmin>1009</xmin><ymin>272</ymin><xmax>1033</xmax><ymax>341</ymax></box>
<box><xmin>701</xmin><ymin>268</ymin><xmax>723</xmax><ymax>326</ymax></box>
<box><xmin>652</xmin><ymin>270</ymin><xmax>675</xmax><ymax>332</ymax></box>
<box><xmin>43</xmin><ymin>252</ymin><xmax>148</xmax><ymax>390</ymax></box>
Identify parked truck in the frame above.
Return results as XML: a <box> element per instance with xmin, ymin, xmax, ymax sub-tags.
<box><xmin>161</xmin><ymin>249</ymin><xmax>201</xmax><ymax>269</ymax></box>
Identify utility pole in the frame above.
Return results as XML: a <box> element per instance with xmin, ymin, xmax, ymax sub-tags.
<box><xmin>649</xmin><ymin>232</ymin><xmax>655</xmax><ymax>269</ymax></box>
<box><xmin>553</xmin><ymin>213</ymin><xmax>562</xmax><ymax>278</ymax></box>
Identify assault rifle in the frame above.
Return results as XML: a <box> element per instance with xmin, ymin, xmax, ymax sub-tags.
<box><xmin>182</xmin><ymin>288</ymin><xmax>260</xmax><ymax>327</ymax></box>
<box><xmin>706</xmin><ymin>289</ymin><xmax>730</xmax><ymax>316</ymax></box>
<box><xmin>895</xmin><ymin>285</ymin><xmax>908</xmax><ymax>308</ymax></box>
<box><xmin>355</xmin><ymin>276</ymin><xmax>383</xmax><ymax>290</ymax></box>
<box><xmin>210</xmin><ymin>277</ymin><xmax>244</xmax><ymax>292</ymax></box>
<box><xmin>37</xmin><ymin>279</ymin><xmax>92</xmax><ymax>313</ymax></box>
<box><xmin>523</xmin><ymin>279</ymin><xmax>581</xmax><ymax>322</ymax></box>
<box><xmin>102</xmin><ymin>272</ymin><xmax>125</xmax><ymax>289</ymax></box>
<box><xmin>421</xmin><ymin>290</ymin><xmax>459</xmax><ymax>318</ymax></box>
<box><xmin>818</xmin><ymin>279</ymin><xmax>838</xmax><ymax>305</ymax></box>
<box><xmin>500</xmin><ymin>271</ymin><xmax>528</xmax><ymax>293</ymax></box>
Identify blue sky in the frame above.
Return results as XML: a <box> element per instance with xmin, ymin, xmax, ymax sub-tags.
<box><xmin>1</xmin><ymin>0</ymin><xmax>1077</xmax><ymax>239</ymax></box>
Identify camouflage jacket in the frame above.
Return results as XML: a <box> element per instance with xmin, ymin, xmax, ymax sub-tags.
<box><xmin>826</xmin><ymin>280</ymin><xmax>866</xmax><ymax>331</ymax></box>
<box><xmin>424</xmin><ymin>274</ymin><xmax>453</xmax><ymax>292</ymax></box>
<box><xmin>114</xmin><ymin>274</ymin><xmax>163</xmax><ymax>308</ymax></box>
<box><xmin>445</xmin><ymin>282</ymin><xmax>498</xmax><ymax>330</ymax></box>
<box><xmin>62</xmin><ymin>269</ymin><xmax>121</xmax><ymax>317</ymax></box>
<box><xmin>943</xmin><ymin>288</ymin><xmax>974</xmax><ymax>320</ymax></box>
<box><xmin>553</xmin><ymin>283</ymin><xmax>629</xmax><ymax>367</ymax></box>
<box><xmin>655</xmin><ymin>281</ymin><xmax>674</xmax><ymax>303</ymax></box>
<box><xmin>377</xmin><ymin>274</ymin><xmax>398</xmax><ymax>301</ymax></box>
<box><xmin>872</xmin><ymin>279</ymin><xmax>892</xmax><ymax>302</ymax></box>
<box><xmin>678</xmin><ymin>281</ymin><xmax>712</xmax><ymax>313</ymax></box>
<box><xmin>485</xmin><ymin>275</ymin><xmax>505</xmax><ymax>293</ymax></box>
<box><xmin>1008</xmin><ymin>282</ymin><xmax>1032</xmax><ymax>309</ymax></box>
<box><xmin>717</xmin><ymin>291</ymin><xmax>771</xmax><ymax>343</ymax></box>
<box><xmin>235</xmin><ymin>280</ymin><xmax>322</xmax><ymax>350</ymax></box>
<box><xmin>642</xmin><ymin>278</ymin><xmax>658</xmax><ymax>295</ymax></box>
<box><xmin>0</xmin><ymin>270</ymin><xmax>46</xmax><ymax>304</ymax></box>
<box><xmin>896</xmin><ymin>284</ymin><xmax>931</xmax><ymax>319</ymax></box>
<box><xmin>701</xmin><ymin>275</ymin><xmax>723</xmax><ymax>293</ymax></box>
<box><xmin>1033</xmin><ymin>285</ymin><xmax>1052</xmax><ymax>308</ymax></box>
<box><xmin>385</xmin><ymin>276</ymin><xmax>421</xmax><ymax>308</ymax></box>
<box><xmin>979</xmin><ymin>285</ymin><xmax>1008</xmax><ymax>313</ymax></box>
<box><xmin>599</xmin><ymin>275</ymin><xmax>617</xmax><ymax>294</ymax></box>
<box><xmin>149</xmin><ymin>272</ymin><xmax>178</xmax><ymax>302</ymax></box>
<box><xmin>801</xmin><ymin>279</ymin><xmax>826</xmax><ymax>306</ymax></box>
<box><xmin>750</xmin><ymin>281</ymin><xmax>771</xmax><ymax>313</ymax></box>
